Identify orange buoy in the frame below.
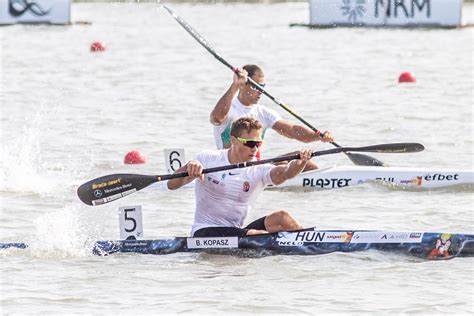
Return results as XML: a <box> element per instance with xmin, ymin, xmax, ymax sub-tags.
<box><xmin>124</xmin><ymin>150</ymin><xmax>146</xmax><ymax>164</ymax></box>
<box><xmin>90</xmin><ymin>41</ymin><xmax>106</xmax><ymax>52</ymax></box>
<box><xmin>399</xmin><ymin>72</ymin><xmax>416</xmax><ymax>83</ymax></box>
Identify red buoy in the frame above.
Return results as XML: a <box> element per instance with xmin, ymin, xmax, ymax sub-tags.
<box><xmin>90</xmin><ymin>41</ymin><xmax>106</xmax><ymax>52</ymax></box>
<box><xmin>399</xmin><ymin>72</ymin><xmax>416</xmax><ymax>83</ymax></box>
<box><xmin>124</xmin><ymin>150</ymin><xmax>146</xmax><ymax>164</ymax></box>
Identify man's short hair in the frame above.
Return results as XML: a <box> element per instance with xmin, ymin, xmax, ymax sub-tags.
<box><xmin>243</xmin><ymin>64</ymin><xmax>263</xmax><ymax>78</ymax></box>
<box><xmin>230</xmin><ymin>117</ymin><xmax>263</xmax><ymax>137</ymax></box>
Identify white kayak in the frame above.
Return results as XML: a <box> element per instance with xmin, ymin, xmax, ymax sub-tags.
<box><xmin>150</xmin><ymin>166</ymin><xmax>473</xmax><ymax>190</ymax></box>
<box><xmin>279</xmin><ymin>166</ymin><xmax>473</xmax><ymax>189</ymax></box>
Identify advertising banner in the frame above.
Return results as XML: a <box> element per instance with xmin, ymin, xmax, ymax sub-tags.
<box><xmin>309</xmin><ymin>0</ymin><xmax>462</xmax><ymax>27</ymax></box>
<box><xmin>0</xmin><ymin>0</ymin><xmax>70</xmax><ymax>25</ymax></box>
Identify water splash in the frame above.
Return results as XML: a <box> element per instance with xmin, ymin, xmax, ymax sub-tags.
<box><xmin>0</xmin><ymin>105</ymin><xmax>67</xmax><ymax>195</ymax></box>
<box><xmin>27</xmin><ymin>204</ymin><xmax>106</xmax><ymax>258</ymax></box>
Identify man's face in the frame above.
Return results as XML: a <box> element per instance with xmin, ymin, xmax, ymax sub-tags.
<box><xmin>242</xmin><ymin>71</ymin><xmax>265</xmax><ymax>104</ymax></box>
<box><xmin>233</xmin><ymin>128</ymin><xmax>263</xmax><ymax>161</ymax></box>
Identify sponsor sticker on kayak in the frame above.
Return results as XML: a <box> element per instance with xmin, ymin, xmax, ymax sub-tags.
<box><xmin>187</xmin><ymin>237</ymin><xmax>238</xmax><ymax>249</ymax></box>
<box><xmin>350</xmin><ymin>232</ymin><xmax>424</xmax><ymax>243</ymax></box>
<box><xmin>302</xmin><ymin>178</ymin><xmax>351</xmax><ymax>188</ymax></box>
<box><xmin>276</xmin><ymin>231</ymin><xmax>354</xmax><ymax>245</ymax></box>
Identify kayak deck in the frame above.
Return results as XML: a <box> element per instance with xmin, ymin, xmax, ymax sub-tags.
<box><xmin>93</xmin><ymin>228</ymin><xmax>474</xmax><ymax>260</ymax></box>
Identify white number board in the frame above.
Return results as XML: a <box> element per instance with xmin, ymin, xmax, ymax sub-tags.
<box><xmin>118</xmin><ymin>206</ymin><xmax>143</xmax><ymax>240</ymax></box>
<box><xmin>164</xmin><ymin>148</ymin><xmax>185</xmax><ymax>173</ymax></box>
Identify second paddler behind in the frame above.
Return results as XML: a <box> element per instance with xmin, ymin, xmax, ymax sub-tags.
<box><xmin>210</xmin><ymin>64</ymin><xmax>335</xmax><ymax>171</ymax></box>
<box><xmin>167</xmin><ymin>117</ymin><xmax>312</xmax><ymax>238</ymax></box>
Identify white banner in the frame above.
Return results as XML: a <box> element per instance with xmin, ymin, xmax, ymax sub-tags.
<box><xmin>309</xmin><ymin>0</ymin><xmax>462</xmax><ymax>27</ymax></box>
<box><xmin>0</xmin><ymin>0</ymin><xmax>70</xmax><ymax>25</ymax></box>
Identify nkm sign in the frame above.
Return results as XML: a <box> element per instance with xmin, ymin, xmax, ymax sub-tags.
<box><xmin>310</xmin><ymin>0</ymin><xmax>462</xmax><ymax>27</ymax></box>
<box><xmin>0</xmin><ymin>0</ymin><xmax>70</xmax><ymax>24</ymax></box>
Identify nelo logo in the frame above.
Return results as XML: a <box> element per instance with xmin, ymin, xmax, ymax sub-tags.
<box><xmin>9</xmin><ymin>0</ymin><xmax>51</xmax><ymax>17</ymax></box>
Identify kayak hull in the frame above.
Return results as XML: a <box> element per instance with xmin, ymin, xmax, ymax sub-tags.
<box><xmin>93</xmin><ymin>228</ymin><xmax>474</xmax><ymax>259</ymax></box>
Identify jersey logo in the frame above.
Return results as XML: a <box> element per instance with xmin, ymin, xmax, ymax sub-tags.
<box><xmin>228</xmin><ymin>172</ymin><xmax>240</xmax><ymax>176</ymax></box>
<box><xmin>243</xmin><ymin>181</ymin><xmax>250</xmax><ymax>192</ymax></box>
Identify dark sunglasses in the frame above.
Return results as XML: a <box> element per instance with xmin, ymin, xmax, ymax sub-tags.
<box><xmin>237</xmin><ymin>137</ymin><xmax>263</xmax><ymax>148</ymax></box>
<box><xmin>247</xmin><ymin>82</ymin><xmax>266</xmax><ymax>91</ymax></box>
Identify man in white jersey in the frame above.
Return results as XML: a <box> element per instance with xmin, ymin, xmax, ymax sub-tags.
<box><xmin>210</xmin><ymin>64</ymin><xmax>334</xmax><ymax>170</ymax></box>
<box><xmin>167</xmin><ymin>117</ymin><xmax>311</xmax><ymax>237</ymax></box>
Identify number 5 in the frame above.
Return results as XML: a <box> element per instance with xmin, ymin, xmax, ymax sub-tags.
<box><xmin>124</xmin><ymin>208</ymin><xmax>137</xmax><ymax>232</ymax></box>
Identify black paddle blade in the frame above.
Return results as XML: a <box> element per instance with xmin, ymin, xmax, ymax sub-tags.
<box><xmin>345</xmin><ymin>153</ymin><xmax>386</xmax><ymax>167</ymax></box>
<box><xmin>343</xmin><ymin>143</ymin><xmax>424</xmax><ymax>166</ymax></box>
<box><xmin>77</xmin><ymin>174</ymin><xmax>159</xmax><ymax>206</ymax></box>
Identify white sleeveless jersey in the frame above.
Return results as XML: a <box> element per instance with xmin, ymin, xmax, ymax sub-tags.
<box><xmin>213</xmin><ymin>97</ymin><xmax>282</xmax><ymax>149</ymax></box>
<box><xmin>191</xmin><ymin>149</ymin><xmax>275</xmax><ymax>235</ymax></box>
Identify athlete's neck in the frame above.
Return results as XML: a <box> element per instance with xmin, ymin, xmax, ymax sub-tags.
<box><xmin>227</xmin><ymin>148</ymin><xmax>244</xmax><ymax>164</ymax></box>
<box><xmin>237</xmin><ymin>93</ymin><xmax>253</xmax><ymax>107</ymax></box>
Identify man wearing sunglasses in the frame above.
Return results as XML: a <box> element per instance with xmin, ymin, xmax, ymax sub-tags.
<box><xmin>167</xmin><ymin>117</ymin><xmax>311</xmax><ymax>237</ymax></box>
<box><xmin>210</xmin><ymin>64</ymin><xmax>334</xmax><ymax>170</ymax></box>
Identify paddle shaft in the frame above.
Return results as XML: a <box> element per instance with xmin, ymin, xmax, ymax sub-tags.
<box><xmin>77</xmin><ymin>142</ymin><xmax>423</xmax><ymax>206</ymax></box>
<box><xmin>163</xmin><ymin>6</ymin><xmax>320</xmax><ymax>133</ymax></box>
<box><xmin>161</xmin><ymin>149</ymin><xmax>313</xmax><ymax>181</ymax></box>
<box><xmin>162</xmin><ymin>5</ymin><xmax>386</xmax><ymax>166</ymax></box>
<box><xmin>161</xmin><ymin>143</ymin><xmax>423</xmax><ymax>181</ymax></box>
